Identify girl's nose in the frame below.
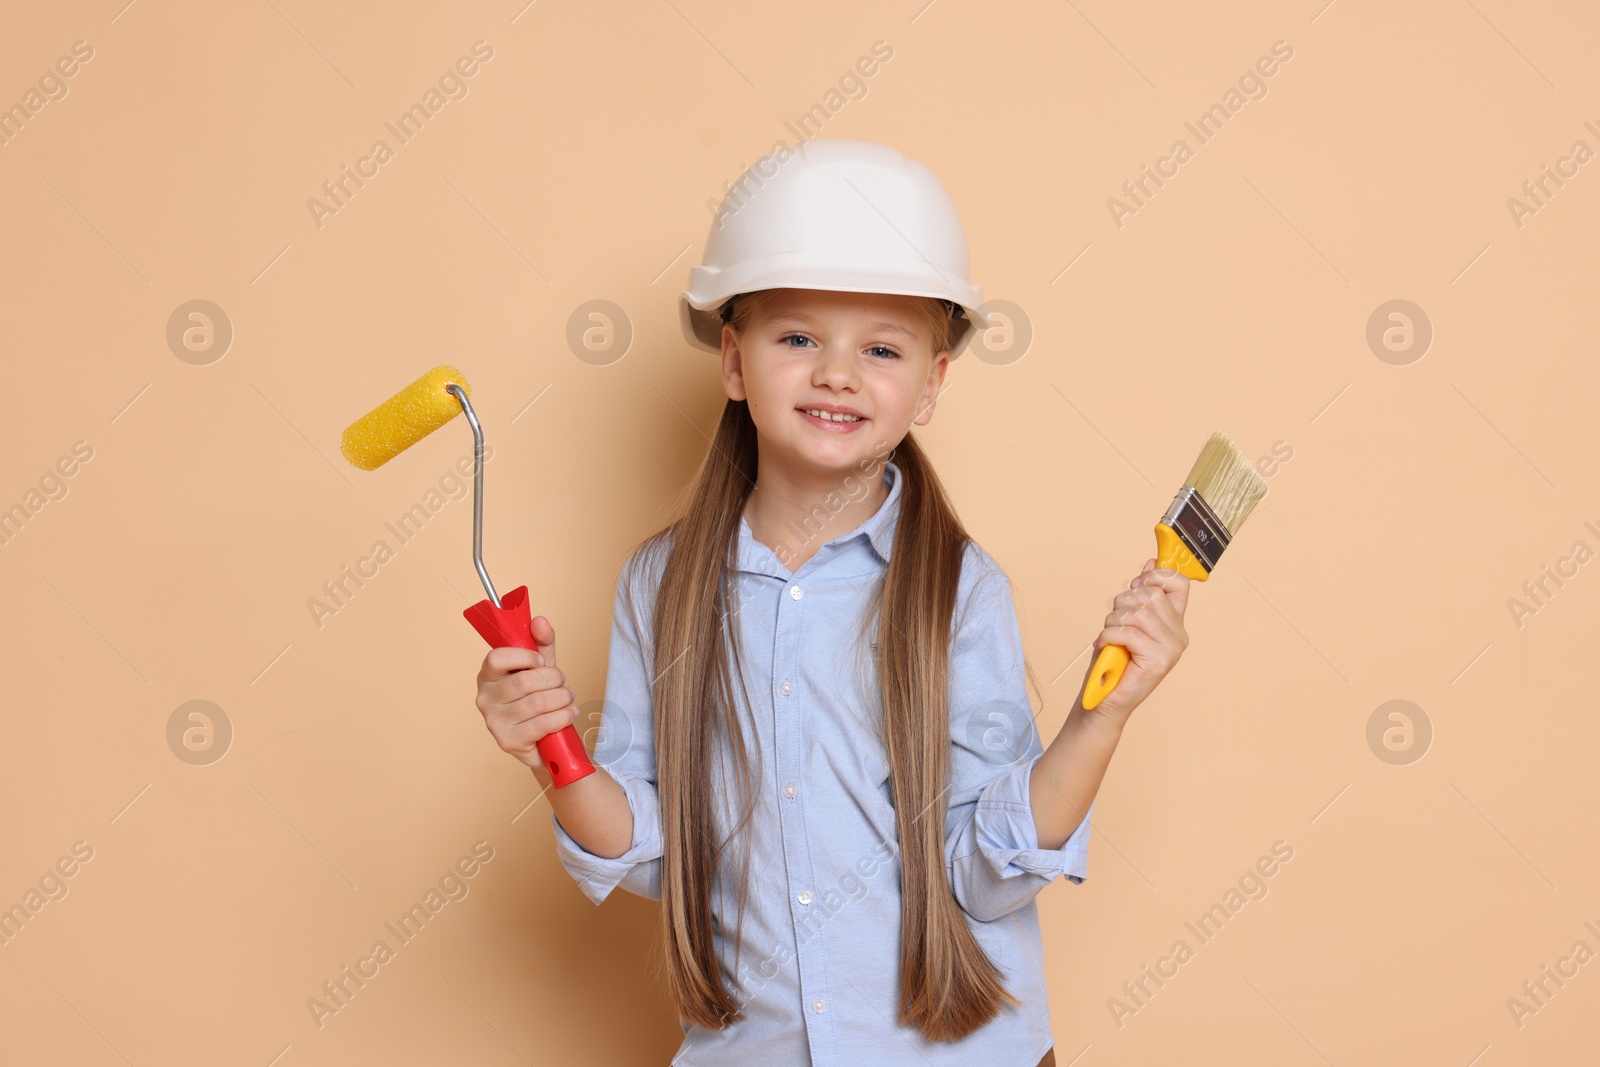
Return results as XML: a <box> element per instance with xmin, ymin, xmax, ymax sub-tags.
<box><xmin>811</xmin><ymin>343</ymin><xmax>861</xmax><ymax>387</ymax></box>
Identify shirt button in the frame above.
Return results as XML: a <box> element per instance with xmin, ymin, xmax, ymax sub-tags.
<box><xmin>812</xmin><ymin>997</ymin><xmax>827</xmax><ymax>1013</ymax></box>
<box><xmin>797</xmin><ymin>890</ymin><xmax>812</xmax><ymax>905</ymax></box>
<box><xmin>789</xmin><ymin>585</ymin><xmax>804</xmax><ymax>600</ymax></box>
<box><xmin>783</xmin><ymin>783</ymin><xmax>797</xmax><ymax>798</ymax></box>
<box><xmin>779</xmin><ymin>680</ymin><xmax>793</xmax><ymax>696</ymax></box>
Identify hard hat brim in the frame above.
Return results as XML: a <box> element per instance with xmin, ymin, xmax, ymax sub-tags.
<box><xmin>679</xmin><ymin>284</ymin><xmax>989</xmax><ymax>359</ymax></box>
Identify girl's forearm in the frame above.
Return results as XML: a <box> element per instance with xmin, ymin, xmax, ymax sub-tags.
<box><xmin>537</xmin><ymin>765</ymin><xmax>635</xmax><ymax>858</ymax></box>
<box><xmin>1029</xmin><ymin>706</ymin><xmax>1126</xmax><ymax>850</ymax></box>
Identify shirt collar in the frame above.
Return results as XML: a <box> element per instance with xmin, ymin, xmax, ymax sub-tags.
<box><xmin>737</xmin><ymin>459</ymin><xmax>902</xmax><ymax>576</ymax></box>
<box><xmin>858</xmin><ymin>458</ymin><xmax>902</xmax><ymax>564</ymax></box>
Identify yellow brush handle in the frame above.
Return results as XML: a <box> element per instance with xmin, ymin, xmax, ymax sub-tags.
<box><xmin>1081</xmin><ymin>524</ymin><xmax>1211</xmax><ymax>711</ymax></box>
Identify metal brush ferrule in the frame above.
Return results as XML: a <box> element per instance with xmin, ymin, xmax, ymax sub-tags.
<box><xmin>1159</xmin><ymin>486</ymin><xmax>1230</xmax><ymax>573</ymax></box>
<box><xmin>445</xmin><ymin>383</ymin><xmax>500</xmax><ymax>609</ymax></box>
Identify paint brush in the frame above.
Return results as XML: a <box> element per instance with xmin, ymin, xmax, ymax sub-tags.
<box><xmin>1082</xmin><ymin>430</ymin><xmax>1270</xmax><ymax>710</ymax></box>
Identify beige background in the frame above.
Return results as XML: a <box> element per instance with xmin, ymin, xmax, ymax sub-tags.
<box><xmin>2</xmin><ymin>1</ymin><xmax>1597</xmax><ymax>1063</ymax></box>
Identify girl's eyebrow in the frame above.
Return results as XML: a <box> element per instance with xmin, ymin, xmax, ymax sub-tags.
<box><xmin>767</xmin><ymin>313</ymin><xmax>916</xmax><ymax>339</ymax></box>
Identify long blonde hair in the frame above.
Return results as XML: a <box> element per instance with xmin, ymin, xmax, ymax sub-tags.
<box><xmin>634</xmin><ymin>291</ymin><xmax>1022</xmax><ymax>1042</ymax></box>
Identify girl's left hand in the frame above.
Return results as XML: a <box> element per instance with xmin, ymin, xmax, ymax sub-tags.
<box><xmin>1082</xmin><ymin>557</ymin><xmax>1191</xmax><ymax>724</ymax></box>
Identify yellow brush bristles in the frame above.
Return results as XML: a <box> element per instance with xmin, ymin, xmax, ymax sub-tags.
<box><xmin>340</xmin><ymin>365</ymin><xmax>471</xmax><ymax>470</ymax></box>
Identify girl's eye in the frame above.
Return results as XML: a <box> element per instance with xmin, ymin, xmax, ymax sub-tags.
<box><xmin>778</xmin><ymin>334</ymin><xmax>899</xmax><ymax>360</ymax></box>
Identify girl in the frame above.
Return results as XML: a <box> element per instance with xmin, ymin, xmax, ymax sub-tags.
<box><xmin>473</xmin><ymin>140</ymin><xmax>1191</xmax><ymax>1066</ymax></box>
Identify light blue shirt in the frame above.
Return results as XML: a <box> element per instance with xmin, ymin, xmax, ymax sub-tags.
<box><xmin>552</xmin><ymin>459</ymin><xmax>1093</xmax><ymax>1065</ymax></box>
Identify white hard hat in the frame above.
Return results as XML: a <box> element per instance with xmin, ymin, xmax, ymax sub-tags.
<box><xmin>679</xmin><ymin>139</ymin><xmax>990</xmax><ymax>358</ymax></box>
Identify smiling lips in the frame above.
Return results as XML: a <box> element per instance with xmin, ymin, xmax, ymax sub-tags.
<box><xmin>797</xmin><ymin>405</ymin><xmax>868</xmax><ymax>433</ymax></box>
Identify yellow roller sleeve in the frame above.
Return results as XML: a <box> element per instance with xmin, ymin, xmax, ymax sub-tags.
<box><xmin>1080</xmin><ymin>522</ymin><xmax>1212</xmax><ymax>711</ymax></box>
<box><xmin>340</xmin><ymin>365</ymin><xmax>470</xmax><ymax>470</ymax></box>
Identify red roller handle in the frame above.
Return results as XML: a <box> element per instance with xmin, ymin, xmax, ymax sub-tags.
<box><xmin>464</xmin><ymin>585</ymin><xmax>597</xmax><ymax>789</ymax></box>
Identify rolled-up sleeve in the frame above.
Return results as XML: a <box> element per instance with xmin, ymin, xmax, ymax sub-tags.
<box><xmin>945</xmin><ymin>544</ymin><xmax>1093</xmax><ymax>923</ymax></box>
<box><xmin>551</xmin><ymin>544</ymin><xmax>666</xmax><ymax>905</ymax></box>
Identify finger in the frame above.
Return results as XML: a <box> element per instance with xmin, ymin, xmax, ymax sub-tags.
<box><xmin>529</xmin><ymin>615</ymin><xmax>557</xmax><ymax>667</ymax></box>
<box><xmin>511</xmin><ymin>664</ymin><xmax>569</xmax><ymax>703</ymax></box>
<box><xmin>1134</xmin><ymin>568</ymin><xmax>1191</xmax><ymax>614</ymax></box>
<box><xmin>517</xmin><ymin>702</ymin><xmax>580</xmax><ymax>743</ymax></box>
<box><xmin>1136</xmin><ymin>568</ymin><xmax>1184</xmax><ymax>591</ymax></box>
<box><xmin>480</xmin><ymin>645</ymin><xmax>542</xmax><ymax>682</ymax></box>
<box><xmin>1118</xmin><ymin>589</ymin><xmax>1187</xmax><ymax>642</ymax></box>
<box><xmin>1112</xmin><ymin>585</ymin><xmax>1181</xmax><ymax>620</ymax></box>
<box><xmin>1145</xmin><ymin>592</ymin><xmax>1185</xmax><ymax>635</ymax></box>
<box><xmin>1113</xmin><ymin>586</ymin><xmax>1161</xmax><ymax>610</ymax></box>
<box><xmin>1104</xmin><ymin>596</ymin><xmax>1184</xmax><ymax>650</ymax></box>
<box><xmin>504</xmin><ymin>705</ymin><xmax>581</xmax><ymax>753</ymax></box>
<box><xmin>1117</xmin><ymin>582</ymin><xmax>1179</xmax><ymax>622</ymax></box>
<box><xmin>501</xmin><ymin>673</ymin><xmax>574</xmax><ymax>717</ymax></box>
<box><xmin>1095</xmin><ymin>624</ymin><xmax>1177</xmax><ymax>674</ymax></box>
<box><xmin>493</xmin><ymin>683</ymin><xmax>575</xmax><ymax>729</ymax></box>
<box><xmin>1092</xmin><ymin>623</ymin><xmax>1158</xmax><ymax>659</ymax></box>
<box><xmin>482</xmin><ymin>664</ymin><xmax>563</xmax><ymax>714</ymax></box>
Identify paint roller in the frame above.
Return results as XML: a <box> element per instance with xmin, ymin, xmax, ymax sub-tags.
<box><xmin>340</xmin><ymin>365</ymin><xmax>596</xmax><ymax>788</ymax></box>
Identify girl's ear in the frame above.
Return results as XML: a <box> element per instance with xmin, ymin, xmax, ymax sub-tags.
<box><xmin>911</xmin><ymin>351</ymin><xmax>948</xmax><ymax>426</ymax></box>
<box><xmin>722</xmin><ymin>324</ymin><xmax>748</xmax><ymax>401</ymax></box>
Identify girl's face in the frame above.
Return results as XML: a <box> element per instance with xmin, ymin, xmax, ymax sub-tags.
<box><xmin>721</xmin><ymin>288</ymin><xmax>948</xmax><ymax>475</ymax></box>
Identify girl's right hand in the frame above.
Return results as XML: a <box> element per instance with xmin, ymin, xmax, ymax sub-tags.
<box><xmin>473</xmin><ymin>615</ymin><xmax>580</xmax><ymax>773</ymax></box>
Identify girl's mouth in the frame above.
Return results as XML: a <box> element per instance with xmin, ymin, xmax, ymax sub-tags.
<box><xmin>797</xmin><ymin>407</ymin><xmax>868</xmax><ymax>433</ymax></box>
